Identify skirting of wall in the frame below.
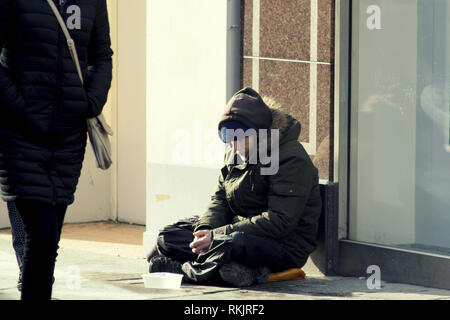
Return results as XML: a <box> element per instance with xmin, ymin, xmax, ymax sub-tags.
<box><xmin>310</xmin><ymin>183</ymin><xmax>339</xmax><ymax>275</ymax></box>
<box><xmin>338</xmin><ymin>239</ymin><xmax>450</xmax><ymax>290</ymax></box>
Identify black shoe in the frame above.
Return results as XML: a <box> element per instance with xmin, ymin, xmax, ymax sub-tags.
<box><xmin>17</xmin><ymin>272</ymin><xmax>22</xmax><ymax>292</ymax></box>
<box><xmin>149</xmin><ymin>255</ymin><xmax>184</xmax><ymax>275</ymax></box>
<box><xmin>18</xmin><ymin>274</ymin><xmax>55</xmax><ymax>292</ymax></box>
<box><xmin>147</xmin><ymin>245</ymin><xmax>161</xmax><ymax>263</ymax></box>
<box><xmin>219</xmin><ymin>262</ymin><xmax>270</xmax><ymax>287</ymax></box>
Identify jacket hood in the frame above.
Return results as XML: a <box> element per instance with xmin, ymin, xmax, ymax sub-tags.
<box><xmin>218</xmin><ymin>89</ymin><xmax>302</xmax><ymax>146</ymax></box>
<box><xmin>218</xmin><ymin>87</ymin><xmax>273</xmax><ymax>132</ymax></box>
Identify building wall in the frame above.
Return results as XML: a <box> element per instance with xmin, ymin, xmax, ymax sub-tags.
<box><xmin>241</xmin><ymin>0</ymin><xmax>335</xmax><ymax>182</ymax></box>
<box><xmin>57</xmin><ymin>0</ymin><xmax>119</xmax><ymax>224</ymax></box>
<box><xmin>143</xmin><ymin>0</ymin><xmax>229</xmax><ymax>257</ymax></box>
<box><xmin>116</xmin><ymin>0</ymin><xmax>147</xmax><ymax>225</ymax></box>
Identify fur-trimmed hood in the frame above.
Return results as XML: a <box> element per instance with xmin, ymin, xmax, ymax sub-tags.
<box><xmin>264</xmin><ymin>96</ymin><xmax>302</xmax><ymax>144</ymax></box>
<box><xmin>219</xmin><ymin>87</ymin><xmax>302</xmax><ymax>146</ymax></box>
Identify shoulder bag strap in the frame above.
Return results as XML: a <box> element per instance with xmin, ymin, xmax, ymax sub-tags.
<box><xmin>46</xmin><ymin>0</ymin><xmax>84</xmax><ymax>86</ymax></box>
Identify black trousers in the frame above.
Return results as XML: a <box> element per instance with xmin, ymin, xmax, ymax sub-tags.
<box><xmin>7</xmin><ymin>201</ymin><xmax>25</xmax><ymax>272</ymax></box>
<box><xmin>15</xmin><ymin>200</ymin><xmax>67</xmax><ymax>300</ymax></box>
<box><xmin>157</xmin><ymin>220</ymin><xmax>298</xmax><ymax>283</ymax></box>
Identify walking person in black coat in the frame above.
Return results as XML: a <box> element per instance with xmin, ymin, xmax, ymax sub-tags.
<box><xmin>0</xmin><ymin>0</ymin><xmax>113</xmax><ymax>300</ymax></box>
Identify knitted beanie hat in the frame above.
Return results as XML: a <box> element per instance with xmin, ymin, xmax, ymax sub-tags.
<box><xmin>218</xmin><ymin>87</ymin><xmax>273</xmax><ymax>137</ymax></box>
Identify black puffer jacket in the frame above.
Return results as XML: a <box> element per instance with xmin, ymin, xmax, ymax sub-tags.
<box><xmin>0</xmin><ymin>0</ymin><xmax>113</xmax><ymax>205</ymax></box>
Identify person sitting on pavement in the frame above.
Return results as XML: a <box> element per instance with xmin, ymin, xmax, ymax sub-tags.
<box><xmin>148</xmin><ymin>87</ymin><xmax>322</xmax><ymax>287</ymax></box>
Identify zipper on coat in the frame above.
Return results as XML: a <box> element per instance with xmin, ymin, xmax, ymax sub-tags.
<box><xmin>225</xmin><ymin>167</ymin><xmax>240</xmax><ymax>216</ymax></box>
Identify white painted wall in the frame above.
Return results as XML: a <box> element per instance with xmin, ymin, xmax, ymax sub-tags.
<box><xmin>0</xmin><ymin>203</ymin><xmax>9</xmax><ymax>228</ymax></box>
<box><xmin>143</xmin><ymin>0</ymin><xmax>228</xmax><ymax>257</ymax></box>
<box><xmin>116</xmin><ymin>0</ymin><xmax>147</xmax><ymax>225</ymax></box>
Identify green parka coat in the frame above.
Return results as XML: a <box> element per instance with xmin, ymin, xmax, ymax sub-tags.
<box><xmin>195</xmin><ymin>107</ymin><xmax>322</xmax><ymax>267</ymax></box>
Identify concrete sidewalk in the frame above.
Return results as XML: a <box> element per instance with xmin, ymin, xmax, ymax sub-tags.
<box><xmin>0</xmin><ymin>222</ymin><xmax>449</xmax><ymax>300</ymax></box>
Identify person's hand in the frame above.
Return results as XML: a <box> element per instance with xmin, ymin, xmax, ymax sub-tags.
<box><xmin>189</xmin><ymin>229</ymin><xmax>212</xmax><ymax>254</ymax></box>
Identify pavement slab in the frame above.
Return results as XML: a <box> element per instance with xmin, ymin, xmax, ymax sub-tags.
<box><xmin>1</xmin><ymin>222</ymin><xmax>449</xmax><ymax>301</ymax></box>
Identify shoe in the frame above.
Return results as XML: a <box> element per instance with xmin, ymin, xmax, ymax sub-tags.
<box><xmin>17</xmin><ymin>273</ymin><xmax>55</xmax><ymax>292</ymax></box>
<box><xmin>149</xmin><ymin>255</ymin><xmax>184</xmax><ymax>275</ymax></box>
<box><xmin>17</xmin><ymin>272</ymin><xmax>22</xmax><ymax>292</ymax></box>
<box><xmin>146</xmin><ymin>245</ymin><xmax>160</xmax><ymax>263</ymax></box>
<box><xmin>219</xmin><ymin>262</ymin><xmax>270</xmax><ymax>287</ymax></box>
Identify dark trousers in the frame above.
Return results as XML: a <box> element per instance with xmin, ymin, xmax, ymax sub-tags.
<box><xmin>15</xmin><ymin>200</ymin><xmax>67</xmax><ymax>300</ymax></box>
<box><xmin>7</xmin><ymin>201</ymin><xmax>25</xmax><ymax>272</ymax></box>
<box><xmin>157</xmin><ymin>220</ymin><xmax>298</xmax><ymax>283</ymax></box>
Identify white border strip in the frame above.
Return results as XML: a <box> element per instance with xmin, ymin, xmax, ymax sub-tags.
<box><xmin>310</xmin><ymin>0</ymin><xmax>319</xmax><ymax>62</ymax></box>
<box><xmin>244</xmin><ymin>55</ymin><xmax>331</xmax><ymax>65</ymax></box>
<box><xmin>308</xmin><ymin>0</ymin><xmax>318</xmax><ymax>156</ymax></box>
<box><xmin>252</xmin><ymin>0</ymin><xmax>260</xmax><ymax>91</ymax></box>
<box><xmin>249</xmin><ymin>0</ymin><xmax>318</xmax><ymax>157</ymax></box>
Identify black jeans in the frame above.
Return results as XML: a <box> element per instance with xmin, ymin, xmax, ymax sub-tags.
<box><xmin>157</xmin><ymin>220</ymin><xmax>298</xmax><ymax>283</ymax></box>
<box><xmin>7</xmin><ymin>201</ymin><xmax>25</xmax><ymax>272</ymax></box>
<box><xmin>15</xmin><ymin>200</ymin><xmax>67</xmax><ymax>300</ymax></box>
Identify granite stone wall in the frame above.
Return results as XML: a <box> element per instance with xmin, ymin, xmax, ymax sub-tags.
<box><xmin>240</xmin><ymin>0</ymin><xmax>335</xmax><ymax>181</ymax></box>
